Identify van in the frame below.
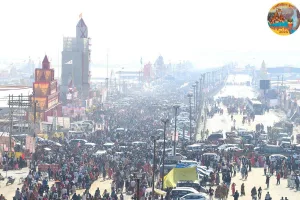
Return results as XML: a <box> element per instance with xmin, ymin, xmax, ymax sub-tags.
<box><xmin>171</xmin><ymin>187</ymin><xmax>199</xmax><ymax>199</ymax></box>
<box><xmin>202</xmin><ymin>153</ymin><xmax>220</xmax><ymax>162</ymax></box>
<box><xmin>207</xmin><ymin>133</ymin><xmax>223</xmax><ymax>141</ymax></box>
<box><xmin>257</xmin><ymin>145</ymin><xmax>284</xmax><ymax>154</ymax></box>
<box><xmin>132</xmin><ymin>141</ymin><xmax>147</xmax><ymax>146</ymax></box>
<box><xmin>187</xmin><ymin>143</ymin><xmax>204</xmax><ymax>152</ymax></box>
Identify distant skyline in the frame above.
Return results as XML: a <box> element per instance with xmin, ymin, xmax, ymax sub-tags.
<box><xmin>0</xmin><ymin>0</ymin><xmax>299</xmax><ymax>69</ymax></box>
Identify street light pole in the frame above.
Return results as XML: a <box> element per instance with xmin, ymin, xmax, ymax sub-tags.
<box><xmin>151</xmin><ymin>136</ymin><xmax>160</xmax><ymax>199</ymax></box>
<box><xmin>192</xmin><ymin>84</ymin><xmax>196</xmax><ymax>112</ymax></box>
<box><xmin>187</xmin><ymin>93</ymin><xmax>193</xmax><ymax>141</ymax></box>
<box><xmin>195</xmin><ymin>81</ymin><xmax>199</xmax><ymax>111</ymax></box>
<box><xmin>161</xmin><ymin>118</ymin><xmax>169</xmax><ymax>198</ymax></box>
<box><xmin>173</xmin><ymin>105</ymin><xmax>180</xmax><ymax>156</ymax></box>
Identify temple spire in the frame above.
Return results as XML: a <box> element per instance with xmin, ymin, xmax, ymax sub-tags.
<box><xmin>42</xmin><ymin>55</ymin><xmax>50</xmax><ymax>70</ymax></box>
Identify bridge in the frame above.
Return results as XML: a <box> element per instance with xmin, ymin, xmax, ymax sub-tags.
<box><xmin>267</xmin><ymin>67</ymin><xmax>300</xmax><ymax>74</ymax></box>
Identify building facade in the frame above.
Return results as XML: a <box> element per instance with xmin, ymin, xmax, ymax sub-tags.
<box><xmin>30</xmin><ymin>56</ymin><xmax>62</xmax><ymax>122</ymax></box>
<box><xmin>143</xmin><ymin>62</ymin><xmax>153</xmax><ymax>82</ymax></box>
<box><xmin>61</xmin><ymin>18</ymin><xmax>91</xmax><ymax>103</ymax></box>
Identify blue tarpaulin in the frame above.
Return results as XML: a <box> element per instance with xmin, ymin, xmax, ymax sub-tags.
<box><xmin>176</xmin><ymin>163</ymin><xmax>197</xmax><ymax>168</ymax></box>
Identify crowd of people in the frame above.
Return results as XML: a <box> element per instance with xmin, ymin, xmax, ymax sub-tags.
<box><xmin>2</xmin><ymin>74</ymin><xmax>300</xmax><ymax>200</ymax></box>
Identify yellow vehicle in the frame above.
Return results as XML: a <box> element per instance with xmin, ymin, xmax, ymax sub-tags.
<box><xmin>38</xmin><ymin>134</ymin><xmax>48</xmax><ymax>140</ymax></box>
<box><xmin>53</xmin><ymin>132</ymin><xmax>64</xmax><ymax>139</ymax></box>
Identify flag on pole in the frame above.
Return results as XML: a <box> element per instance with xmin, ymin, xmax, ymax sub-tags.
<box><xmin>79</xmin><ymin>13</ymin><xmax>82</xmax><ymax>19</ymax></box>
<box><xmin>140</xmin><ymin>57</ymin><xmax>142</xmax><ymax>65</ymax></box>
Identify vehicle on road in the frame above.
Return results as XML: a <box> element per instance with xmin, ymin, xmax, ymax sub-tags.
<box><xmin>207</xmin><ymin>133</ymin><xmax>224</xmax><ymax>142</ymax></box>
<box><xmin>180</xmin><ymin>193</ymin><xmax>209</xmax><ymax>200</ymax></box>
<box><xmin>246</xmin><ymin>98</ymin><xmax>264</xmax><ymax>115</ymax></box>
<box><xmin>6</xmin><ymin>176</ymin><xmax>15</xmax><ymax>185</ymax></box>
<box><xmin>255</xmin><ymin>144</ymin><xmax>285</xmax><ymax>154</ymax></box>
<box><xmin>171</xmin><ymin>187</ymin><xmax>199</xmax><ymax>199</ymax></box>
<box><xmin>269</xmin><ymin>154</ymin><xmax>287</xmax><ymax>162</ymax></box>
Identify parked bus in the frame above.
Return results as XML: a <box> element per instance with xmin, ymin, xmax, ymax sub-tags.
<box><xmin>246</xmin><ymin>98</ymin><xmax>264</xmax><ymax>115</ymax></box>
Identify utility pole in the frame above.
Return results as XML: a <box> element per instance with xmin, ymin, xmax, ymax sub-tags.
<box><xmin>187</xmin><ymin>93</ymin><xmax>193</xmax><ymax>141</ymax></box>
<box><xmin>281</xmin><ymin>75</ymin><xmax>284</xmax><ymax>109</ymax></box>
<box><xmin>8</xmin><ymin>95</ymin><xmax>12</xmax><ymax>153</ymax></box>
<box><xmin>106</xmin><ymin>49</ymin><xmax>109</xmax><ymax>98</ymax></box>
<box><xmin>277</xmin><ymin>75</ymin><xmax>280</xmax><ymax>93</ymax></box>
<box><xmin>161</xmin><ymin>118</ymin><xmax>169</xmax><ymax>199</ymax></box>
<box><xmin>195</xmin><ymin>81</ymin><xmax>199</xmax><ymax>112</ymax></box>
<box><xmin>173</xmin><ymin>105</ymin><xmax>180</xmax><ymax>156</ymax></box>
<box><xmin>192</xmin><ymin>84</ymin><xmax>196</xmax><ymax>112</ymax></box>
<box><xmin>151</xmin><ymin>135</ymin><xmax>159</xmax><ymax>199</ymax></box>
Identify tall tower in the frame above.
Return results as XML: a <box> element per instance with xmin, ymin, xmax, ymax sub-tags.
<box><xmin>76</xmin><ymin>18</ymin><xmax>88</xmax><ymax>38</ymax></box>
<box><xmin>61</xmin><ymin>18</ymin><xmax>91</xmax><ymax>103</ymax></box>
<box><xmin>30</xmin><ymin>55</ymin><xmax>61</xmax><ymax>122</ymax></box>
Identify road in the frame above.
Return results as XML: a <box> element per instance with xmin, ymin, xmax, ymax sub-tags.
<box><xmin>201</xmin><ymin>74</ymin><xmax>298</xmax><ymax>199</ymax></box>
<box><xmin>0</xmin><ymin>168</ymin><xmax>29</xmax><ymax>199</ymax></box>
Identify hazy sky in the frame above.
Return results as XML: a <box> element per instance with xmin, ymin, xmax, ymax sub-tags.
<box><xmin>0</xmin><ymin>0</ymin><xmax>299</xmax><ymax>69</ymax></box>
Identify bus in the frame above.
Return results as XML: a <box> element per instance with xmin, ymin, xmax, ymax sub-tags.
<box><xmin>246</xmin><ymin>99</ymin><xmax>264</xmax><ymax>115</ymax></box>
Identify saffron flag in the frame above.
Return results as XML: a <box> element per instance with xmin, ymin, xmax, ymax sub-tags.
<box><xmin>79</xmin><ymin>13</ymin><xmax>82</xmax><ymax>18</ymax></box>
<box><xmin>163</xmin><ymin>166</ymin><xmax>198</xmax><ymax>189</ymax></box>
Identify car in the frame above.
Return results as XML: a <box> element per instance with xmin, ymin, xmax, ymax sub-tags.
<box><xmin>218</xmin><ymin>144</ymin><xmax>238</xmax><ymax>150</ymax></box>
<box><xmin>224</xmin><ymin>147</ymin><xmax>243</xmax><ymax>152</ymax></box>
<box><xmin>269</xmin><ymin>154</ymin><xmax>287</xmax><ymax>162</ymax></box>
<box><xmin>171</xmin><ymin>187</ymin><xmax>199</xmax><ymax>199</ymax></box>
<box><xmin>207</xmin><ymin>133</ymin><xmax>223</xmax><ymax>141</ymax></box>
<box><xmin>180</xmin><ymin>193</ymin><xmax>209</xmax><ymax>200</ymax></box>
<box><xmin>167</xmin><ymin>152</ymin><xmax>187</xmax><ymax>160</ymax></box>
<box><xmin>278</xmin><ymin>136</ymin><xmax>291</xmax><ymax>143</ymax></box>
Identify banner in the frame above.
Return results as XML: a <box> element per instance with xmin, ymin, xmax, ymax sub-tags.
<box><xmin>38</xmin><ymin>164</ymin><xmax>60</xmax><ymax>172</ymax></box>
<box><xmin>47</xmin><ymin>117</ymin><xmax>70</xmax><ymax>129</ymax></box>
<box><xmin>50</xmin><ymin>81</ymin><xmax>57</xmax><ymax>94</ymax></box>
<box><xmin>171</xmin><ymin>132</ymin><xmax>179</xmax><ymax>141</ymax></box>
<box><xmin>163</xmin><ymin>166</ymin><xmax>198</xmax><ymax>189</ymax></box>
<box><xmin>34</xmin><ymin>83</ymin><xmax>49</xmax><ymax>96</ymax></box>
<box><xmin>35</xmin><ymin>69</ymin><xmax>53</xmax><ymax>82</ymax></box>
<box><xmin>35</xmin><ymin>97</ymin><xmax>47</xmax><ymax>110</ymax></box>
<box><xmin>25</xmin><ymin>135</ymin><xmax>35</xmax><ymax>153</ymax></box>
<box><xmin>175</xmin><ymin>163</ymin><xmax>197</xmax><ymax>168</ymax></box>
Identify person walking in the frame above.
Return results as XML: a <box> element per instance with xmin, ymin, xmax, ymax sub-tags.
<box><xmin>258</xmin><ymin>186</ymin><xmax>262</xmax><ymax>199</ymax></box>
<box><xmin>208</xmin><ymin>187</ymin><xmax>214</xmax><ymax>200</ymax></box>
<box><xmin>277</xmin><ymin>172</ymin><xmax>281</xmax><ymax>185</ymax></box>
<box><xmin>241</xmin><ymin>183</ymin><xmax>245</xmax><ymax>196</ymax></box>
<box><xmin>231</xmin><ymin>182</ymin><xmax>236</xmax><ymax>196</ymax></box>
<box><xmin>251</xmin><ymin>186</ymin><xmax>257</xmax><ymax>200</ymax></box>
<box><xmin>264</xmin><ymin>162</ymin><xmax>267</xmax><ymax>176</ymax></box>
<box><xmin>233</xmin><ymin>190</ymin><xmax>239</xmax><ymax>200</ymax></box>
<box><xmin>266</xmin><ymin>175</ymin><xmax>270</xmax><ymax>189</ymax></box>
